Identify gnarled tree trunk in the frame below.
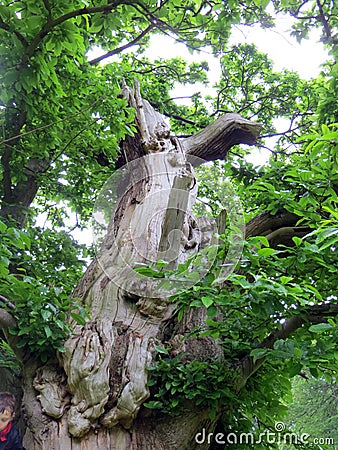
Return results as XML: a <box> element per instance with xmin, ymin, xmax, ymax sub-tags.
<box><xmin>4</xmin><ymin>81</ymin><xmax>265</xmax><ymax>449</ymax></box>
<box><xmin>15</xmin><ymin>81</ymin><xmax>262</xmax><ymax>449</ymax></box>
<box><xmin>2</xmin><ymin>81</ymin><xmax>337</xmax><ymax>450</ymax></box>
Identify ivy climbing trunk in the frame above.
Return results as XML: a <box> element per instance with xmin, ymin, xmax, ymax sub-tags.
<box><xmin>18</xmin><ymin>82</ymin><xmax>261</xmax><ymax>450</ymax></box>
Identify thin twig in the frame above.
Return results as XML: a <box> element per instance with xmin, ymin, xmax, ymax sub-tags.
<box><xmin>89</xmin><ymin>24</ymin><xmax>155</xmax><ymax>65</ymax></box>
<box><xmin>0</xmin><ymin>97</ymin><xmax>103</xmax><ymax>146</ymax></box>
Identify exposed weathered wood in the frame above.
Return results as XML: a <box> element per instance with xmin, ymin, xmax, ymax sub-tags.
<box><xmin>37</xmin><ymin>83</ymin><xmax>205</xmax><ymax>445</ymax></box>
<box><xmin>0</xmin><ymin>307</ymin><xmax>16</xmax><ymax>328</ymax></box>
<box><xmin>180</xmin><ymin>113</ymin><xmax>262</xmax><ymax>163</ymax></box>
<box><xmin>264</xmin><ymin>225</ymin><xmax>311</xmax><ymax>247</ymax></box>
<box><xmin>158</xmin><ymin>170</ymin><xmax>194</xmax><ymax>267</ymax></box>
<box><xmin>21</xmin><ymin>84</ymin><xmax>264</xmax><ymax>449</ymax></box>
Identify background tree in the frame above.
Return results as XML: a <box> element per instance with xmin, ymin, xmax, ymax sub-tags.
<box><xmin>0</xmin><ymin>1</ymin><xmax>337</xmax><ymax>449</ymax></box>
<box><xmin>280</xmin><ymin>376</ymin><xmax>338</xmax><ymax>449</ymax></box>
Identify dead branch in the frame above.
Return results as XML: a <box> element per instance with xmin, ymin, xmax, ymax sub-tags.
<box><xmin>180</xmin><ymin>113</ymin><xmax>262</xmax><ymax>163</ymax></box>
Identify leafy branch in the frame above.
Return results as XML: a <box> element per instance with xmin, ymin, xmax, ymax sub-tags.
<box><xmin>20</xmin><ymin>1</ymin><xmax>154</xmax><ymax>60</ymax></box>
<box><xmin>238</xmin><ymin>302</ymin><xmax>338</xmax><ymax>388</ymax></box>
<box><xmin>316</xmin><ymin>0</ymin><xmax>338</xmax><ymax>44</ymax></box>
<box><xmin>0</xmin><ymin>15</ymin><xmax>28</xmax><ymax>47</ymax></box>
<box><xmin>0</xmin><ymin>220</ymin><xmax>89</xmax><ymax>362</ymax></box>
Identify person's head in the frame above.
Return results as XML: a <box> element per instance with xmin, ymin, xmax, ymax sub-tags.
<box><xmin>0</xmin><ymin>392</ymin><xmax>16</xmax><ymax>432</ymax></box>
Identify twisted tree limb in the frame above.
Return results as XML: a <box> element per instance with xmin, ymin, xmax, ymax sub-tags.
<box><xmin>236</xmin><ymin>302</ymin><xmax>338</xmax><ymax>390</ymax></box>
<box><xmin>180</xmin><ymin>114</ymin><xmax>262</xmax><ymax>164</ymax></box>
<box><xmin>245</xmin><ymin>211</ymin><xmax>302</xmax><ymax>238</ymax></box>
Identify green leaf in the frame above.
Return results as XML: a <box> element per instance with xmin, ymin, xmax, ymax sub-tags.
<box><xmin>308</xmin><ymin>323</ymin><xmax>334</xmax><ymax>333</ymax></box>
<box><xmin>309</xmin><ymin>367</ymin><xmax>319</xmax><ymax>378</ymax></box>
<box><xmin>44</xmin><ymin>325</ymin><xmax>52</xmax><ymax>338</ymax></box>
<box><xmin>289</xmin><ymin>362</ymin><xmax>303</xmax><ymax>377</ymax></box>
<box><xmin>318</xmin><ymin>236</ymin><xmax>338</xmax><ymax>250</ymax></box>
<box><xmin>135</xmin><ymin>266</ymin><xmax>164</xmax><ymax>278</ymax></box>
<box><xmin>70</xmin><ymin>312</ymin><xmax>86</xmax><ymax>326</ymax></box>
<box><xmin>292</xmin><ymin>236</ymin><xmax>303</xmax><ymax>246</ymax></box>
<box><xmin>41</xmin><ymin>309</ymin><xmax>52</xmax><ymax>321</ymax></box>
<box><xmin>144</xmin><ymin>401</ymin><xmax>163</xmax><ymax>410</ymax></box>
<box><xmin>255</xmin><ymin>236</ymin><xmax>270</xmax><ymax>247</ymax></box>
<box><xmin>250</xmin><ymin>348</ymin><xmax>270</xmax><ymax>363</ymax></box>
<box><xmin>294</xmin><ymin>347</ymin><xmax>302</xmax><ymax>357</ymax></box>
<box><xmin>190</xmin><ymin>299</ymin><xmax>203</xmax><ymax>307</ymax></box>
<box><xmin>155</xmin><ymin>345</ymin><xmax>169</xmax><ymax>355</ymax></box>
<box><xmin>254</xmin><ymin>0</ymin><xmax>270</xmax><ymax>8</ymax></box>
<box><xmin>280</xmin><ymin>276</ymin><xmax>293</xmax><ymax>284</ymax></box>
<box><xmin>201</xmin><ymin>296</ymin><xmax>214</xmax><ymax>308</ymax></box>
<box><xmin>206</xmin><ymin>305</ymin><xmax>218</xmax><ymax>317</ymax></box>
<box><xmin>257</xmin><ymin>247</ymin><xmax>275</xmax><ymax>257</ymax></box>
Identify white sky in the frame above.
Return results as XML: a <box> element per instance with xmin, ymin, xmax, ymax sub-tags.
<box><xmin>230</xmin><ymin>21</ymin><xmax>328</xmax><ymax>79</ymax></box>
<box><xmin>146</xmin><ymin>19</ymin><xmax>328</xmax><ymax>96</ymax></box>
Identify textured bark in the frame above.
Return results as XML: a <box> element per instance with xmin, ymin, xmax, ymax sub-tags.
<box><xmin>14</xmin><ymin>83</ymin><xmax>264</xmax><ymax>449</ymax></box>
<box><xmin>245</xmin><ymin>211</ymin><xmax>312</xmax><ymax>247</ymax></box>
<box><xmin>181</xmin><ymin>113</ymin><xmax>262</xmax><ymax>163</ymax></box>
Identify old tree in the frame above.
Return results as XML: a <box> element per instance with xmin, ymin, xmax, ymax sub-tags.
<box><xmin>0</xmin><ymin>1</ymin><xmax>337</xmax><ymax>449</ymax></box>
